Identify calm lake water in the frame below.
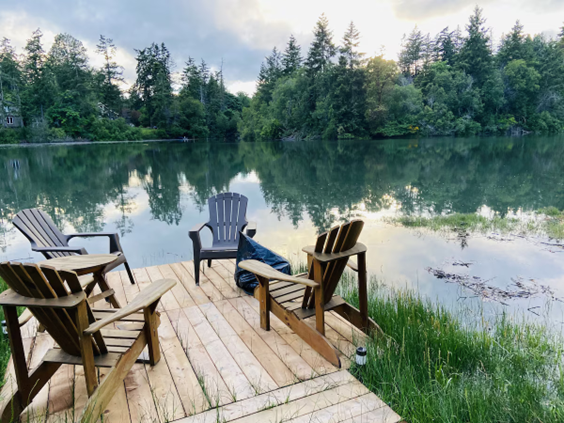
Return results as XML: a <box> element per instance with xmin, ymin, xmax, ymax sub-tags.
<box><xmin>1</xmin><ymin>137</ymin><xmax>564</xmax><ymax>326</ymax></box>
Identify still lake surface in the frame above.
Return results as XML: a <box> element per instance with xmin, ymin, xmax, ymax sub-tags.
<box><xmin>1</xmin><ymin>137</ymin><xmax>564</xmax><ymax>326</ymax></box>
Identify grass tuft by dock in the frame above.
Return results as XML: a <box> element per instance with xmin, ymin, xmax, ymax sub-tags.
<box><xmin>337</xmin><ymin>272</ymin><xmax>564</xmax><ymax>423</ymax></box>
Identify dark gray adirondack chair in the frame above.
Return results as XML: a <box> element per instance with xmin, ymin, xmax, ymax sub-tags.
<box><xmin>189</xmin><ymin>192</ymin><xmax>256</xmax><ymax>285</ymax></box>
<box><xmin>12</xmin><ymin>208</ymin><xmax>136</xmax><ymax>284</ymax></box>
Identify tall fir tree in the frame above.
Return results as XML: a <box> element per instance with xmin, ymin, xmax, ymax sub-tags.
<box><xmin>340</xmin><ymin>22</ymin><xmax>364</xmax><ymax>69</ymax></box>
<box><xmin>458</xmin><ymin>6</ymin><xmax>493</xmax><ymax>87</ymax></box>
<box><xmin>0</xmin><ymin>38</ymin><xmax>23</xmax><ymax>127</ymax></box>
<box><xmin>21</xmin><ymin>28</ymin><xmax>53</xmax><ymax>122</ymax></box>
<box><xmin>95</xmin><ymin>35</ymin><xmax>123</xmax><ymax>116</ymax></box>
<box><xmin>282</xmin><ymin>35</ymin><xmax>301</xmax><ymax>75</ymax></box>
<box><xmin>133</xmin><ymin>42</ymin><xmax>173</xmax><ymax>128</ymax></box>
<box><xmin>398</xmin><ymin>26</ymin><xmax>430</xmax><ymax>77</ymax></box>
<box><xmin>305</xmin><ymin>14</ymin><xmax>336</xmax><ymax>76</ymax></box>
<box><xmin>497</xmin><ymin>21</ymin><xmax>531</xmax><ymax>66</ymax></box>
<box><xmin>434</xmin><ymin>27</ymin><xmax>458</xmax><ymax>65</ymax></box>
<box><xmin>256</xmin><ymin>47</ymin><xmax>282</xmax><ymax>103</ymax></box>
<box><xmin>330</xmin><ymin>22</ymin><xmax>367</xmax><ymax>137</ymax></box>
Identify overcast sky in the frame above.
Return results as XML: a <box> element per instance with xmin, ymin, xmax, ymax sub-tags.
<box><xmin>1</xmin><ymin>0</ymin><xmax>563</xmax><ymax>95</ymax></box>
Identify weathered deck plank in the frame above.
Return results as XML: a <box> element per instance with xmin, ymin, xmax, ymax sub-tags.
<box><xmin>213</xmin><ymin>299</ymin><xmax>297</xmax><ymax>387</ymax></box>
<box><xmin>198</xmin><ymin>302</ymin><xmax>278</xmax><ymax>394</ymax></box>
<box><xmin>166</xmin><ymin>308</ymin><xmax>231</xmax><ymax>407</ymax></box>
<box><xmin>228</xmin><ymin>297</ymin><xmax>315</xmax><ymax>381</ymax></box>
<box><xmin>182</xmin><ymin>305</ymin><xmax>255</xmax><ymax>402</ymax></box>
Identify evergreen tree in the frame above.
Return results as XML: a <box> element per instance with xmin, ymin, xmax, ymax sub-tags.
<box><xmin>398</xmin><ymin>26</ymin><xmax>429</xmax><ymax>77</ymax></box>
<box><xmin>133</xmin><ymin>42</ymin><xmax>173</xmax><ymax>128</ymax></box>
<box><xmin>256</xmin><ymin>47</ymin><xmax>282</xmax><ymax>103</ymax></box>
<box><xmin>181</xmin><ymin>56</ymin><xmax>202</xmax><ymax>100</ymax></box>
<box><xmin>328</xmin><ymin>22</ymin><xmax>367</xmax><ymax>137</ymax></box>
<box><xmin>434</xmin><ymin>27</ymin><xmax>458</xmax><ymax>65</ymax></box>
<box><xmin>199</xmin><ymin>59</ymin><xmax>209</xmax><ymax>104</ymax></box>
<box><xmin>0</xmin><ymin>38</ymin><xmax>23</xmax><ymax>127</ymax></box>
<box><xmin>497</xmin><ymin>21</ymin><xmax>531</xmax><ymax>66</ymax></box>
<box><xmin>305</xmin><ymin>14</ymin><xmax>336</xmax><ymax>76</ymax></box>
<box><xmin>95</xmin><ymin>35</ymin><xmax>123</xmax><ymax>116</ymax></box>
<box><xmin>21</xmin><ymin>28</ymin><xmax>52</xmax><ymax>123</ymax></box>
<box><xmin>282</xmin><ymin>35</ymin><xmax>301</xmax><ymax>75</ymax></box>
<box><xmin>365</xmin><ymin>55</ymin><xmax>399</xmax><ymax>132</ymax></box>
<box><xmin>458</xmin><ymin>6</ymin><xmax>493</xmax><ymax>88</ymax></box>
<box><xmin>47</xmin><ymin>33</ymin><xmax>90</xmax><ymax>92</ymax></box>
<box><xmin>340</xmin><ymin>22</ymin><xmax>364</xmax><ymax>69</ymax></box>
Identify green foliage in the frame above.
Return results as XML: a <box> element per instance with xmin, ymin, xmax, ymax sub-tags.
<box><xmin>3</xmin><ymin>10</ymin><xmax>564</xmax><ymax>143</ymax></box>
<box><xmin>1</xmin><ymin>29</ymin><xmax>247</xmax><ymax>143</ymax></box>
<box><xmin>0</xmin><ymin>128</ymin><xmax>22</xmax><ymax>144</ymax></box>
<box><xmin>338</xmin><ymin>277</ymin><xmax>564</xmax><ymax>423</ymax></box>
<box><xmin>240</xmin><ymin>10</ymin><xmax>564</xmax><ymax>140</ymax></box>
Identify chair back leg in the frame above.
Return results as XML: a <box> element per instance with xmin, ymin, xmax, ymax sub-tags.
<box><xmin>123</xmin><ymin>261</ymin><xmax>136</xmax><ymax>285</ymax></box>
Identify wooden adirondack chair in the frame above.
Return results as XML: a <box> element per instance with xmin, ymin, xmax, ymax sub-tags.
<box><xmin>238</xmin><ymin>219</ymin><xmax>382</xmax><ymax>368</ymax></box>
<box><xmin>12</xmin><ymin>208</ymin><xmax>136</xmax><ymax>285</ymax></box>
<box><xmin>0</xmin><ymin>262</ymin><xmax>175</xmax><ymax>423</ymax></box>
<box><xmin>189</xmin><ymin>192</ymin><xmax>256</xmax><ymax>285</ymax></box>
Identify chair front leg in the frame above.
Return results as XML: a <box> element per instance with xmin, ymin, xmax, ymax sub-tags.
<box><xmin>256</xmin><ymin>276</ymin><xmax>270</xmax><ymax>331</ymax></box>
<box><xmin>313</xmin><ymin>259</ymin><xmax>325</xmax><ymax>335</ymax></box>
<box><xmin>3</xmin><ymin>306</ymin><xmax>31</xmax><ymax>401</ymax></box>
<box><xmin>190</xmin><ymin>233</ymin><xmax>202</xmax><ymax>286</ymax></box>
<box><xmin>144</xmin><ymin>300</ymin><xmax>161</xmax><ymax>366</ymax></box>
<box><xmin>77</xmin><ymin>301</ymin><xmax>98</xmax><ymax>397</ymax></box>
<box><xmin>357</xmin><ymin>252</ymin><xmax>369</xmax><ymax>330</ymax></box>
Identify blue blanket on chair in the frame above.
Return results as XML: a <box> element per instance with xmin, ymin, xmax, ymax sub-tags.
<box><xmin>234</xmin><ymin>233</ymin><xmax>292</xmax><ymax>295</ymax></box>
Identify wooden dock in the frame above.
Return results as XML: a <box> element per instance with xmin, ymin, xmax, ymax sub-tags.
<box><xmin>1</xmin><ymin>260</ymin><xmax>401</xmax><ymax>423</ymax></box>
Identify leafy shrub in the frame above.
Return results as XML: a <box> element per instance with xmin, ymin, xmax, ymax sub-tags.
<box><xmin>0</xmin><ymin>128</ymin><xmax>22</xmax><ymax>144</ymax></box>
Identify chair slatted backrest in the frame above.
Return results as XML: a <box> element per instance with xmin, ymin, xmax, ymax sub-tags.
<box><xmin>208</xmin><ymin>193</ymin><xmax>249</xmax><ymax>246</ymax></box>
<box><xmin>305</xmin><ymin>219</ymin><xmax>364</xmax><ymax>307</ymax></box>
<box><xmin>0</xmin><ymin>262</ymin><xmax>105</xmax><ymax>356</ymax></box>
<box><xmin>12</xmin><ymin>209</ymin><xmax>72</xmax><ymax>259</ymax></box>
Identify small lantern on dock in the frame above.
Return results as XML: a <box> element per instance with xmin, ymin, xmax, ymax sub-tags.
<box><xmin>356</xmin><ymin>347</ymin><xmax>367</xmax><ymax>366</ymax></box>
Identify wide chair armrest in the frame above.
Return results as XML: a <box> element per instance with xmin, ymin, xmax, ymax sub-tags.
<box><xmin>0</xmin><ymin>289</ymin><xmax>86</xmax><ymax>309</ymax></box>
<box><xmin>238</xmin><ymin>260</ymin><xmax>319</xmax><ymax>288</ymax></box>
<box><xmin>302</xmin><ymin>243</ymin><xmax>367</xmax><ymax>263</ymax></box>
<box><xmin>84</xmin><ymin>278</ymin><xmax>176</xmax><ymax>335</ymax></box>
<box><xmin>66</xmin><ymin>232</ymin><xmax>123</xmax><ymax>254</ymax></box>
<box><xmin>67</xmin><ymin>232</ymin><xmax>118</xmax><ymax>239</ymax></box>
<box><xmin>189</xmin><ymin>222</ymin><xmax>210</xmax><ymax>250</ymax></box>
<box><xmin>189</xmin><ymin>222</ymin><xmax>209</xmax><ymax>236</ymax></box>
<box><xmin>33</xmin><ymin>245</ymin><xmax>87</xmax><ymax>254</ymax></box>
<box><xmin>245</xmin><ymin>221</ymin><xmax>257</xmax><ymax>238</ymax></box>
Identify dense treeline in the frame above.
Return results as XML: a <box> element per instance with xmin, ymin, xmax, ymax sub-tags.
<box><xmin>240</xmin><ymin>8</ymin><xmax>564</xmax><ymax>140</ymax></box>
<box><xmin>2</xmin><ymin>7</ymin><xmax>564</xmax><ymax>143</ymax></box>
<box><xmin>0</xmin><ymin>31</ymin><xmax>249</xmax><ymax>143</ymax></box>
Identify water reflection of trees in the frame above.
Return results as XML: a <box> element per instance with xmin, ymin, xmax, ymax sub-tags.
<box><xmin>1</xmin><ymin>136</ymin><xmax>564</xmax><ymax>240</ymax></box>
<box><xmin>243</xmin><ymin>137</ymin><xmax>564</xmax><ymax>231</ymax></box>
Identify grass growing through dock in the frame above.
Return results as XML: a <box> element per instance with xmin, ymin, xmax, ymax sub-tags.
<box><xmin>387</xmin><ymin>209</ymin><xmax>564</xmax><ymax>240</ymax></box>
<box><xmin>337</xmin><ymin>273</ymin><xmax>564</xmax><ymax>423</ymax></box>
<box><xmin>0</xmin><ymin>276</ymin><xmax>13</xmax><ymax>389</ymax></box>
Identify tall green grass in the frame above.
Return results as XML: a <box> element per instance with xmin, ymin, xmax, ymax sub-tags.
<box><xmin>0</xmin><ymin>277</ymin><xmax>12</xmax><ymax>388</ymax></box>
<box><xmin>388</xmin><ymin>210</ymin><xmax>564</xmax><ymax>240</ymax></box>
<box><xmin>337</xmin><ymin>273</ymin><xmax>564</xmax><ymax>423</ymax></box>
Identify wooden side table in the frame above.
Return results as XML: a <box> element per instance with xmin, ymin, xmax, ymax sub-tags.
<box><xmin>38</xmin><ymin>254</ymin><xmax>121</xmax><ymax>308</ymax></box>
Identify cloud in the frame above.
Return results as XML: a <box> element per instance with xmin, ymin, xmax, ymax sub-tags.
<box><xmin>0</xmin><ymin>0</ymin><xmax>293</xmax><ymax>88</ymax></box>
<box><xmin>389</xmin><ymin>0</ymin><xmax>490</xmax><ymax>20</ymax></box>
